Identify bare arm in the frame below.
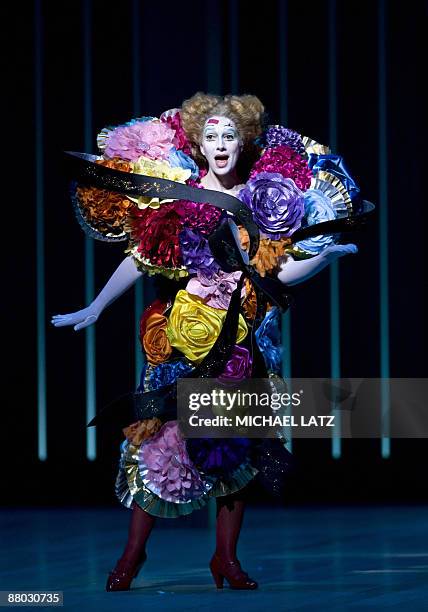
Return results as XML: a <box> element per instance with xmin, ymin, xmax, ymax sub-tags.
<box><xmin>277</xmin><ymin>244</ymin><xmax>358</xmax><ymax>286</ymax></box>
<box><xmin>51</xmin><ymin>256</ymin><xmax>143</xmax><ymax>331</ymax></box>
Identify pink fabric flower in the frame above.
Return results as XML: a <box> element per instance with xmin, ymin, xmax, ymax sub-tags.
<box><xmin>104</xmin><ymin>120</ymin><xmax>176</xmax><ymax>162</ymax></box>
<box><xmin>186</xmin><ymin>269</ymin><xmax>245</xmax><ymax>309</ymax></box>
<box><xmin>139</xmin><ymin>421</ymin><xmax>205</xmax><ymax>502</ymax></box>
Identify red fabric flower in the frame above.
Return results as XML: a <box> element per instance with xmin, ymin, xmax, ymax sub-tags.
<box><xmin>127</xmin><ymin>203</ymin><xmax>184</xmax><ymax>268</ymax></box>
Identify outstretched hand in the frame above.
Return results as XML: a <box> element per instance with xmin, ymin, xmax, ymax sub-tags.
<box><xmin>51</xmin><ymin>305</ymin><xmax>100</xmax><ymax>331</ymax></box>
<box><xmin>322</xmin><ymin>243</ymin><xmax>358</xmax><ymax>261</ymax></box>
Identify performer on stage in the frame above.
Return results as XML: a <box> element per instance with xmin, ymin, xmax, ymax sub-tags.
<box><xmin>52</xmin><ymin>92</ymin><xmax>369</xmax><ymax>591</ymax></box>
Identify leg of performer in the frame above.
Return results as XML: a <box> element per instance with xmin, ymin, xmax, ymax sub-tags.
<box><xmin>215</xmin><ymin>491</ymin><xmax>245</xmax><ymax>562</ymax></box>
<box><xmin>106</xmin><ymin>501</ymin><xmax>156</xmax><ymax>591</ymax></box>
<box><xmin>210</xmin><ymin>489</ymin><xmax>258</xmax><ymax>589</ymax></box>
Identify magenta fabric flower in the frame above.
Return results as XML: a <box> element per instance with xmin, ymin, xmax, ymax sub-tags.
<box><xmin>139</xmin><ymin>421</ymin><xmax>205</xmax><ymax>502</ymax></box>
<box><xmin>160</xmin><ymin>109</ymin><xmax>192</xmax><ymax>155</ymax></box>
<box><xmin>104</xmin><ymin>120</ymin><xmax>176</xmax><ymax>162</ymax></box>
<box><xmin>249</xmin><ymin>145</ymin><xmax>312</xmax><ymax>191</ymax></box>
<box><xmin>217</xmin><ymin>345</ymin><xmax>253</xmax><ymax>383</ymax></box>
<box><xmin>186</xmin><ymin>269</ymin><xmax>245</xmax><ymax>309</ymax></box>
<box><xmin>239</xmin><ymin>172</ymin><xmax>305</xmax><ymax>238</ymax></box>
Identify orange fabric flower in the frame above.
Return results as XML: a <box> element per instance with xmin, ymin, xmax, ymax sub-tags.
<box><xmin>76</xmin><ymin>158</ymin><xmax>133</xmax><ymax>234</ymax></box>
<box><xmin>238</xmin><ymin>226</ymin><xmax>291</xmax><ymax>277</ymax></box>
<box><xmin>142</xmin><ymin>312</ymin><xmax>172</xmax><ymax>365</ymax></box>
<box><xmin>122</xmin><ymin>417</ymin><xmax>163</xmax><ymax>446</ymax></box>
<box><xmin>242</xmin><ymin>278</ymin><xmax>257</xmax><ymax>320</ymax></box>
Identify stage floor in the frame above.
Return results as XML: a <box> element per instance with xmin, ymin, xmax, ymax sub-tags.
<box><xmin>1</xmin><ymin>505</ymin><xmax>428</xmax><ymax>611</ymax></box>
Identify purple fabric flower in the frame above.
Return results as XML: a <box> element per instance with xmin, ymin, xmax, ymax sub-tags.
<box><xmin>217</xmin><ymin>345</ymin><xmax>253</xmax><ymax>383</ymax></box>
<box><xmin>186</xmin><ymin>438</ymin><xmax>252</xmax><ymax>476</ymax></box>
<box><xmin>239</xmin><ymin>172</ymin><xmax>305</xmax><ymax>239</ymax></box>
<box><xmin>179</xmin><ymin>228</ymin><xmax>220</xmax><ymax>275</ymax></box>
<box><xmin>186</xmin><ymin>269</ymin><xmax>245</xmax><ymax>309</ymax></box>
<box><xmin>139</xmin><ymin>421</ymin><xmax>205</xmax><ymax>502</ymax></box>
<box><xmin>266</xmin><ymin>126</ymin><xmax>306</xmax><ymax>156</ymax></box>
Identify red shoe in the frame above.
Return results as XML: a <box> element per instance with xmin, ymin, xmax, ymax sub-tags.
<box><xmin>209</xmin><ymin>553</ymin><xmax>258</xmax><ymax>590</ymax></box>
<box><xmin>105</xmin><ymin>551</ymin><xmax>147</xmax><ymax>592</ymax></box>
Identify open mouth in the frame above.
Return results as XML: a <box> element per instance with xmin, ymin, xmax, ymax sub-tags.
<box><xmin>214</xmin><ymin>154</ymin><xmax>229</xmax><ymax>168</ymax></box>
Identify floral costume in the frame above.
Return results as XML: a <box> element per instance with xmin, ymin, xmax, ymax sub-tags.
<box><xmin>68</xmin><ymin>110</ymin><xmax>369</xmax><ymax>517</ymax></box>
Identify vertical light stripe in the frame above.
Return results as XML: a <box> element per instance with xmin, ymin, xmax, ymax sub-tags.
<box><xmin>378</xmin><ymin>0</ymin><xmax>390</xmax><ymax>458</ymax></box>
<box><xmin>328</xmin><ymin>0</ymin><xmax>341</xmax><ymax>459</ymax></box>
<box><xmin>228</xmin><ymin>0</ymin><xmax>239</xmax><ymax>92</ymax></box>
<box><xmin>279</xmin><ymin>0</ymin><xmax>291</xmax><ymax>379</ymax></box>
<box><xmin>132</xmin><ymin>0</ymin><xmax>144</xmax><ymax>387</ymax></box>
<box><xmin>35</xmin><ymin>0</ymin><xmax>47</xmax><ymax>461</ymax></box>
<box><xmin>83</xmin><ymin>0</ymin><xmax>96</xmax><ymax>461</ymax></box>
<box><xmin>278</xmin><ymin>0</ymin><xmax>292</xmax><ymax>451</ymax></box>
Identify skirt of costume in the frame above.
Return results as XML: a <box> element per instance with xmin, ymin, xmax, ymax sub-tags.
<box><xmin>114</xmin><ymin>275</ymin><xmax>291</xmax><ymax>518</ymax></box>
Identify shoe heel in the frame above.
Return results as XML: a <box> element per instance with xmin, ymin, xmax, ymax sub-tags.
<box><xmin>210</xmin><ymin>566</ymin><xmax>224</xmax><ymax>589</ymax></box>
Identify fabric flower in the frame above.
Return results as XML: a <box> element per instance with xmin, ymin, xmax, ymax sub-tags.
<box><xmin>130</xmin><ymin>157</ymin><xmax>191</xmax><ymax>209</ymax></box>
<box><xmin>242</xmin><ymin>277</ymin><xmax>257</xmax><ymax>320</ymax></box>
<box><xmin>255</xmin><ymin>306</ymin><xmax>283</xmax><ymax>374</ymax></box>
<box><xmin>126</xmin><ymin>203</ymin><xmax>184</xmax><ymax>269</ymax></box>
<box><xmin>239</xmin><ymin>172</ymin><xmax>305</xmax><ymax>239</ymax></box>
<box><xmin>166</xmin><ymin>290</ymin><xmax>248</xmax><ymax>363</ymax></box>
<box><xmin>139</xmin><ymin>421</ymin><xmax>205</xmax><ymax>502</ymax></box>
<box><xmin>149</xmin><ymin>360</ymin><xmax>194</xmax><ymax>390</ymax></box>
<box><xmin>238</xmin><ymin>227</ymin><xmax>292</xmax><ymax>277</ymax></box>
<box><xmin>249</xmin><ymin>145</ymin><xmax>312</xmax><ymax>191</ymax></box>
<box><xmin>142</xmin><ymin>312</ymin><xmax>172</xmax><ymax>365</ymax></box>
<box><xmin>139</xmin><ymin>299</ymin><xmax>169</xmax><ymax>348</ymax></box>
<box><xmin>186</xmin><ymin>269</ymin><xmax>245</xmax><ymax>309</ymax></box>
<box><xmin>179</xmin><ymin>228</ymin><xmax>220</xmax><ymax>276</ymax></box>
<box><xmin>173</xmin><ymin>184</ymin><xmax>222</xmax><ymax>236</ymax></box>
<box><xmin>168</xmin><ymin>147</ymin><xmax>200</xmax><ymax>180</ymax></box>
<box><xmin>160</xmin><ymin>109</ymin><xmax>192</xmax><ymax>155</ymax></box>
<box><xmin>265</xmin><ymin>126</ymin><xmax>306</xmax><ymax>156</ymax></box>
<box><xmin>104</xmin><ymin>119</ymin><xmax>176</xmax><ymax>161</ymax></box>
<box><xmin>217</xmin><ymin>345</ymin><xmax>252</xmax><ymax>383</ymax></box>
<box><xmin>294</xmin><ymin>189</ymin><xmax>337</xmax><ymax>255</ymax></box>
<box><xmin>76</xmin><ymin>158</ymin><xmax>133</xmax><ymax>234</ymax></box>
<box><xmin>122</xmin><ymin>417</ymin><xmax>163</xmax><ymax>446</ymax></box>
<box><xmin>186</xmin><ymin>438</ymin><xmax>252</xmax><ymax>476</ymax></box>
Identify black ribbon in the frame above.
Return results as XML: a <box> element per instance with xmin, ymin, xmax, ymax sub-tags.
<box><xmin>73</xmin><ymin>150</ymin><xmax>374</xmax><ymax>429</ymax></box>
<box><xmin>290</xmin><ymin>200</ymin><xmax>375</xmax><ymax>242</ymax></box>
<box><xmin>65</xmin><ymin>151</ymin><xmax>260</xmax><ymax>259</ymax></box>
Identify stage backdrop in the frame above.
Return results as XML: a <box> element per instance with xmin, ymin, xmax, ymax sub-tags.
<box><xmin>3</xmin><ymin>0</ymin><xmax>427</xmax><ymax>506</ymax></box>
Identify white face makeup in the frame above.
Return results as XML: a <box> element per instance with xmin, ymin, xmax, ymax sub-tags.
<box><xmin>200</xmin><ymin>116</ymin><xmax>242</xmax><ymax>176</ymax></box>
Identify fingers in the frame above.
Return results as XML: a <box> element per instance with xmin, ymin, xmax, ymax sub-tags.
<box><xmin>51</xmin><ymin>311</ymin><xmax>98</xmax><ymax>329</ymax></box>
<box><xmin>324</xmin><ymin>243</ymin><xmax>358</xmax><ymax>260</ymax></box>
<box><xmin>337</xmin><ymin>244</ymin><xmax>358</xmax><ymax>256</ymax></box>
<box><xmin>51</xmin><ymin>314</ymin><xmax>80</xmax><ymax>327</ymax></box>
<box><xmin>74</xmin><ymin>315</ymin><xmax>97</xmax><ymax>331</ymax></box>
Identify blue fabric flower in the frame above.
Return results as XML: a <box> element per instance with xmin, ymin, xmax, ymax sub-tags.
<box><xmin>168</xmin><ymin>147</ymin><xmax>200</xmax><ymax>180</ymax></box>
<box><xmin>294</xmin><ymin>189</ymin><xmax>337</xmax><ymax>255</ymax></box>
<box><xmin>255</xmin><ymin>307</ymin><xmax>283</xmax><ymax>374</ymax></box>
<box><xmin>149</xmin><ymin>360</ymin><xmax>194</xmax><ymax>390</ymax></box>
<box><xmin>308</xmin><ymin>154</ymin><xmax>362</xmax><ymax>210</ymax></box>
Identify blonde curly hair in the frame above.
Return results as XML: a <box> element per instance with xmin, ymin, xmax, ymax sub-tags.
<box><xmin>180</xmin><ymin>92</ymin><xmax>265</xmax><ymax>170</ymax></box>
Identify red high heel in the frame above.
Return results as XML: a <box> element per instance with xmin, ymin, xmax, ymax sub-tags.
<box><xmin>209</xmin><ymin>553</ymin><xmax>258</xmax><ymax>590</ymax></box>
<box><xmin>105</xmin><ymin>551</ymin><xmax>147</xmax><ymax>592</ymax></box>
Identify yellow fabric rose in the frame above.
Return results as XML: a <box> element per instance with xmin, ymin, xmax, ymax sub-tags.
<box><xmin>129</xmin><ymin>157</ymin><xmax>191</xmax><ymax>209</ymax></box>
<box><xmin>166</xmin><ymin>290</ymin><xmax>248</xmax><ymax>364</ymax></box>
